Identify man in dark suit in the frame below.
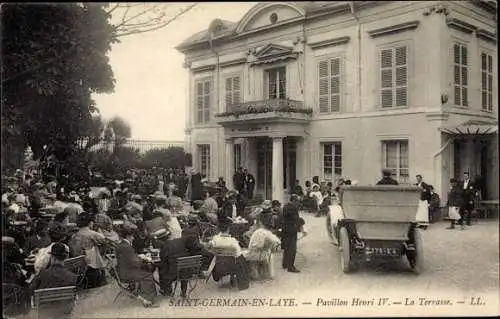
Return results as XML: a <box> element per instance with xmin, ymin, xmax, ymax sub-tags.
<box><xmin>461</xmin><ymin>172</ymin><xmax>475</xmax><ymax>227</ymax></box>
<box><xmin>415</xmin><ymin>174</ymin><xmax>431</xmax><ymax>202</ymax></box>
<box><xmin>115</xmin><ymin>227</ymin><xmax>157</xmax><ymax>307</ymax></box>
<box><xmin>243</xmin><ymin>169</ymin><xmax>255</xmax><ymax>199</ymax></box>
<box><xmin>218</xmin><ymin>191</ymin><xmax>238</xmax><ymax>223</ymax></box>
<box><xmin>376</xmin><ymin>169</ymin><xmax>399</xmax><ymax>185</ymax></box>
<box><xmin>281</xmin><ymin>195</ymin><xmax>304</xmax><ymax>273</ymax></box>
<box><xmin>158</xmin><ymin>235</ymin><xmax>190</xmax><ymax>298</ymax></box>
<box><xmin>233</xmin><ymin>167</ymin><xmax>245</xmax><ymax>195</ymax></box>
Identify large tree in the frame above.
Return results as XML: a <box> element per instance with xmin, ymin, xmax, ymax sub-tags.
<box><xmin>2</xmin><ymin>4</ymin><xmax>116</xmax><ymax>169</ymax></box>
<box><xmin>1</xmin><ymin>3</ymin><xmax>197</xmax><ymax>172</ymax></box>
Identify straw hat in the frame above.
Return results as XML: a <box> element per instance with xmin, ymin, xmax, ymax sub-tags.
<box><xmin>260</xmin><ymin>200</ymin><xmax>272</xmax><ymax>209</ymax></box>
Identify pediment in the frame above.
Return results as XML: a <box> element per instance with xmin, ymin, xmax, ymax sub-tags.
<box><xmin>255</xmin><ymin>43</ymin><xmax>294</xmax><ymax>59</ymax></box>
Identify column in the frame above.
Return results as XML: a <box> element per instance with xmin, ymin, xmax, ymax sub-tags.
<box><xmin>464</xmin><ymin>137</ymin><xmax>474</xmax><ymax>175</ymax></box>
<box><xmin>225</xmin><ymin>138</ymin><xmax>235</xmax><ymax>190</ymax></box>
<box><xmin>295</xmin><ymin>137</ymin><xmax>304</xmax><ymax>184</ymax></box>
<box><xmin>272</xmin><ymin>136</ymin><xmax>284</xmax><ymax>203</ymax></box>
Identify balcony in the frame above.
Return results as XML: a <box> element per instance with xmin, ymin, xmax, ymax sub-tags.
<box><xmin>215</xmin><ymin>99</ymin><xmax>313</xmax><ymax>125</ymax></box>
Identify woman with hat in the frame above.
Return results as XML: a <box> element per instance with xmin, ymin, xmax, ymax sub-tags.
<box><xmin>244</xmin><ymin>213</ymin><xmax>281</xmax><ymax>281</ymax></box>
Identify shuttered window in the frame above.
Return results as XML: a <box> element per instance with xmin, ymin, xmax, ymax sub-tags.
<box><xmin>197</xmin><ymin>144</ymin><xmax>211</xmax><ymax>179</ymax></box>
<box><xmin>481</xmin><ymin>52</ymin><xmax>493</xmax><ymax>112</ymax></box>
<box><xmin>380</xmin><ymin>46</ymin><xmax>408</xmax><ymax>108</ymax></box>
<box><xmin>225</xmin><ymin>76</ymin><xmax>241</xmax><ymax>111</ymax></box>
<box><xmin>318</xmin><ymin>57</ymin><xmax>341</xmax><ymax>113</ymax></box>
<box><xmin>453</xmin><ymin>43</ymin><xmax>468</xmax><ymax>107</ymax></box>
<box><xmin>265</xmin><ymin>67</ymin><xmax>286</xmax><ymax>99</ymax></box>
<box><xmin>382</xmin><ymin>140</ymin><xmax>409</xmax><ymax>184</ymax></box>
<box><xmin>322</xmin><ymin>142</ymin><xmax>342</xmax><ymax>182</ymax></box>
<box><xmin>195</xmin><ymin>79</ymin><xmax>211</xmax><ymax>124</ymax></box>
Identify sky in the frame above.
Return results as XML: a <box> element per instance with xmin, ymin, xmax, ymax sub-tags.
<box><xmin>93</xmin><ymin>2</ymin><xmax>256</xmax><ymax>141</ymax></box>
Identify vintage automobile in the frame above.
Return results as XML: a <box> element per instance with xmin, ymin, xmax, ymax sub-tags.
<box><xmin>326</xmin><ymin>185</ymin><xmax>424</xmax><ymax>274</ymax></box>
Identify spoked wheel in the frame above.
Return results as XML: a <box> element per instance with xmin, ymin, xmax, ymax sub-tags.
<box><xmin>406</xmin><ymin>228</ymin><xmax>424</xmax><ymax>274</ymax></box>
<box><xmin>339</xmin><ymin>227</ymin><xmax>352</xmax><ymax>273</ymax></box>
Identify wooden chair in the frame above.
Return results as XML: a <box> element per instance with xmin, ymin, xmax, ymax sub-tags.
<box><xmin>63</xmin><ymin>256</ymin><xmax>88</xmax><ymax>289</ymax></box>
<box><xmin>212</xmin><ymin>247</ymin><xmax>238</xmax><ymax>287</ymax></box>
<box><xmin>107</xmin><ymin>263</ymin><xmax>140</xmax><ymax>304</ymax></box>
<box><xmin>174</xmin><ymin>255</ymin><xmax>202</xmax><ymax>298</ymax></box>
<box><xmin>32</xmin><ymin>286</ymin><xmax>76</xmax><ymax>319</ymax></box>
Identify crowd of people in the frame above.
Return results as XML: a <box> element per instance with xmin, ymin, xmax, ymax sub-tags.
<box><xmin>1</xmin><ymin>166</ymin><xmax>307</xmax><ymax>316</ymax></box>
<box><xmin>2</xmin><ymin>164</ymin><xmax>482</xmax><ymax>317</ymax></box>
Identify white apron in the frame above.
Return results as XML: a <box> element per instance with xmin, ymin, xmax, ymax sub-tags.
<box><xmin>448</xmin><ymin>206</ymin><xmax>461</xmax><ymax>220</ymax></box>
<box><xmin>328</xmin><ymin>204</ymin><xmax>345</xmax><ymax>228</ymax></box>
<box><xmin>415</xmin><ymin>200</ymin><xmax>429</xmax><ymax>223</ymax></box>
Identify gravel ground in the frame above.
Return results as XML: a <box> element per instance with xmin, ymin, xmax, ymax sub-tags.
<box><xmin>66</xmin><ymin>213</ymin><xmax>499</xmax><ymax>317</ymax></box>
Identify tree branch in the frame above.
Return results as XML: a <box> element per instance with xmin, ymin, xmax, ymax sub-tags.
<box><xmin>115</xmin><ymin>3</ymin><xmax>197</xmax><ymax>38</ymax></box>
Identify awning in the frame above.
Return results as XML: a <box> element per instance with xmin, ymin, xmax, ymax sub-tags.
<box><xmin>439</xmin><ymin>119</ymin><xmax>498</xmax><ymax>135</ymax></box>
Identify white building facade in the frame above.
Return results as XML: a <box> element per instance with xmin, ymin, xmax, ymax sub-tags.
<box><xmin>177</xmin><ymin>1</ymin><xmax>498</xmax><ymax>203</ymax></box>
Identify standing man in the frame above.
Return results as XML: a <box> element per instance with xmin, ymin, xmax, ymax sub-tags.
<box><xmin>233</xmin><ymin>167</ymin><xmax>245</xmax><ymax>195</ymax></box>
<box><xmin>281</xmin><ymin>195</ymin><xmax>304</xmax><ymax>273</ymax></box>
<box><xmin>243</xmin><ymin>169</ymin><xmax>255</xmax><ymax>200</ymax></box>
<box><xmin>415</xmin><ymin>174</ymin><xmax>431</xmax><ymax>228</ymax></box>
<box><xmin>461</xmin><ymin>172</ymin><xmax>475</xmax><ymax>227</ymax></box>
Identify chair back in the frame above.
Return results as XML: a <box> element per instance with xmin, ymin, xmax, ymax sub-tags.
<box><xmin>176</xmin><ymin>255</ymin><xmax>202</xmax><ymax>281</ymax></box>
<box><xmin>33</xmin><ymin>286</ymin><xmax>77</xmax><ymax>319</ymax></box>
<box><xmin>63</xmin><ymin>255</ymin><xmax>87</xmax><ymax>275</ymax></box>
<box><xmin>33</xmin><ymin>286</ymin><xmax>76</xmax><ymax>307</ymax></box>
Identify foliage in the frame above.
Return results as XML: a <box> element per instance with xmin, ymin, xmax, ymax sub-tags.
<box><xmin>107</xmin><ymin>116</ymin><xmax>132</xmax><ymax>146</ymax></box>
<box><xmin>2</xmin><ymin>4</ymin><xmax>116</xmax><ymax>169</ymax></box>
<box><xmin>141</xmin><ymin>147</ymin><xmax>189</xmax><ymax>169</ymax></box>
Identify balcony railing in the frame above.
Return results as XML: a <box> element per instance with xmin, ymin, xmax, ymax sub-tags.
<box><xmin>215</xmin><ymin>99</ymin><xmax>312</xmax><ymax>118</ymax></box>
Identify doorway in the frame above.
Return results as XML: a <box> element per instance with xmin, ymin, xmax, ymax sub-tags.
<box><xmin>256</xmin><ymin>138</ymin><xmax>272</xmax><ymax>199</ymax></box>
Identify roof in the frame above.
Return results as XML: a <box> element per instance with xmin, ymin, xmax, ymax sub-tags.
<box><xmin>176</xmin><ymin>2</ymin><xmax>352</xmax><ymax>51</ymax></box>
<box><xmin>439</xmin><ymin>119</ymin><xmax>498</xmax><ymax>135</ymax></box>
<box><xmin>177</xmin><ymin>19</ymin><xmax>237</xmax><ymax>49</ymax></box>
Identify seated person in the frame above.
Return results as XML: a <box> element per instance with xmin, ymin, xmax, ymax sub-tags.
<box><xmin>158</xmin><ymin>233</ymin><xmax>190</xmax><ymax>298</ymax></box>
<box><xmin>94</xmin><ymin>211</ymin><xmax>120</xmax><ymax>243</ymax></box>
<box><xmin>244</xmin><ymin>214</ymin><xmax>281</xmax><ymax>281</ymax></box>
<box><xmin>48</xmin><ymin>210</ymin><xmax>70</xmax><ymax>231</ymax></box>
<box><xmin>376</xmin><ymin>169</ymin><xmax>399</xmax><ymax>185</ymax></box>
<box><xmin>166</xmin><ymin>190</ymin><xmax>183</xmax><ymax>213</ymax></box>
<box><xmin>200</xmin><ymin>190</ymin><xmax>218</xmax><ymax>224</ymax></box>
<box><xmin>181</xmin><ymin>215</ymin><xmax>215</xmax><ymax>273</ymax></box>
<box><xmin>115</xmin><ymin>227</ymin><xmax>158</xmax><ymax>307</ymax></box>
<box><xmin>25</xmin><ymin>219</ymin><xmax>51</xmax><ymax>253</ymax></box>
<box><xmin>205</xmin><ymin>221</ymin><xmax>246</xmax><ymax>287</ymax></box>
<box><xmin>33</xmin><ymin>224</ymin><xmax>70</xmax><ymax>274</ymax></box>
<box><xmin>2</xmin><ymin>236</ymin><xmax>30</xmax><ymax>315</ymax></box>
<box><xmin>32</xmin><ymin>243</ymin><xmax>78</xmax><ymax>319</ymax></box>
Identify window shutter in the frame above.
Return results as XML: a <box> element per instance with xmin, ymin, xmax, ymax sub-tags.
<box><xmin>204</xmin><ymin>81</ymin><xmax>211</xmax><ymax>122</ymax></box>
<box><xmin>330</xmin><ymin>58</ymin><xmax>341</xmax><ymax>112</ymax></box>
<box><xmin>395</xmin><ymin>46</ymin><xmax>408</xmax><ymax>107</ymax></box>
<box><xmin>318</xmin><ymin>60</ymin><xmax>329</xmax><ymax>113</ymax></box>
<box><xmin>196</xmin><ymin>82</ymin><xmax>204</xmax><ymax>123</ymax></box>
<box><xmin>233</xmin><ymin>76</ymin><xmax>241</xmax><ymax>104</ymax></box>
<box><xmin>380</xmin><ymin>49</ymin><xmax>394</xmax><ymax>108</ymax></box>
<box><xmin>225</xmin><ymin>78</ymin><xmax>232</xmax><ymax>110</ymax></box>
